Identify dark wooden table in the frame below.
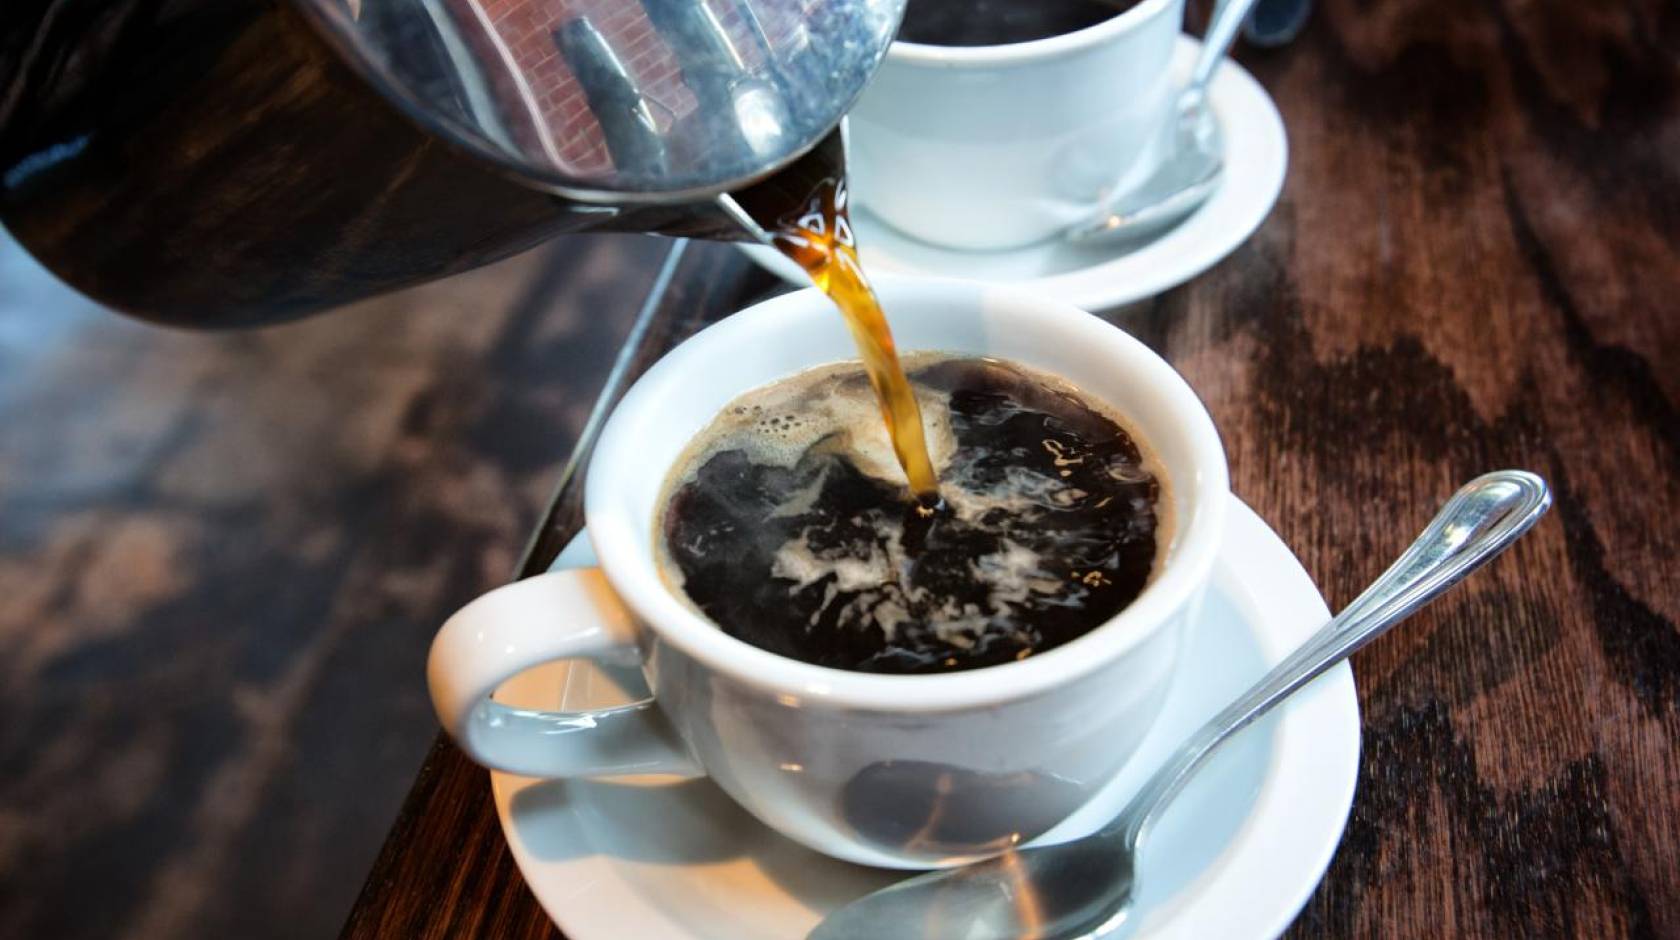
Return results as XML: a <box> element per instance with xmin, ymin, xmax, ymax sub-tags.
<box><xmin>342</xmin><ymin>3</ymin><xmax>1680</xmax><ymax>937</ymax></box>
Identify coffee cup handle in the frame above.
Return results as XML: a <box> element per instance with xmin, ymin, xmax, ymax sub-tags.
<box><xmin>427</xmin><ymin>565</ymin><xmax>700</xmax><ymax>779</ymax></box>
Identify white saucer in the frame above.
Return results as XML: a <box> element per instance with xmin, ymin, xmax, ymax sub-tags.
<box><xmin>490</xmin><ymin>495</ymin><xmax>1359</xmax><ymax>940</ymax></box>
<box><xmin>738</xmin><ymin>35</ymin><xmax>1288</xmax><ymax>311</ymax></box>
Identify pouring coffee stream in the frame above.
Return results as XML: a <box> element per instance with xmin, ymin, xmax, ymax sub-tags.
<box><xmin>717</xmin><ymin>148</ymin><xmax>943</xmax><ymax>502</ymax></box>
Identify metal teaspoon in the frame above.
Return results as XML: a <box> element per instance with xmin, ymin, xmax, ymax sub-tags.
<box><xmin>809</xmin><ymin>470</ymin><xmax>1552</xmax><ymax>940</ymax></box>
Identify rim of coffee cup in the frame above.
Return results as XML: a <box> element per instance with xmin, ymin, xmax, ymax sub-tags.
<box><xmin>584</xmin><ymin>275</ymin><xmax>1227</xmax><ymax>712</ymax></box>
<box><xmin>886</xmin><ymin>0</ymin><xmax>1179</xmax><ymax>67</ymax></box>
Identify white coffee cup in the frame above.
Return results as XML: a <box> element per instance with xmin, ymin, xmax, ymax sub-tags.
<box><xmin>847</xmin><ymin>0</ymin><xmax>1186</xmax><ymax>251</ymax></box>
<box><xmin>428</xmin><ymin>277</ymin><xmax>1227</xmax><ymax>868</ymax></box>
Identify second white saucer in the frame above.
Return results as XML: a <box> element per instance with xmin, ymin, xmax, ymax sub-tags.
<box><xmin>738</xmin><ymin>35</ymin><xmax>1288</xmax><ymax>311</ymax></box>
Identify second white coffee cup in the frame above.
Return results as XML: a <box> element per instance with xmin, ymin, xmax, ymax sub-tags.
<box><xmin>428</xmin><ymin>276</ymin><xmax>1228</xmax><ymax>868</ymax></box>
<box><xmin>848</xmin><ymin>0</ymin><xmax>1186</xmax><ymax>251</ymax></box>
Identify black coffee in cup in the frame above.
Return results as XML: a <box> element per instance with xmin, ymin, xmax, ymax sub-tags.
<box><xmin>656</xmin><ymin>355</ymin><xmax>1167</xmax><ymax>675</ymax></box>
<box><xmin>898</xmin><ymin>0</ymin><xmax>1143</xmax><ymax>47</ymax></box>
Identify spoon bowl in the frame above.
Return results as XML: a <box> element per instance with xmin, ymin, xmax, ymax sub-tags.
<box><xmin>809</xmin><ymin>836</ymin><xmax>1137</xmax><ymax>940</ymax></box>
<box><xmin>1065</xmin><ymin>91</ymin><xmax>1224</xmax><ymax>246</ymax></box>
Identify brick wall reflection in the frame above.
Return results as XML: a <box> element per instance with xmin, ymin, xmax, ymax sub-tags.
<box><xmin>443</xmin><ymin>0</ymin><xmax>799</xmax><ymax>174</ymax></box>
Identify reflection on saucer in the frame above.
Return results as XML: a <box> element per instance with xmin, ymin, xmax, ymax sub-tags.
<box><xmin>838</xmin><ymin>760</ymin><xmax>1088</xmax><ymax>861</ymax></box>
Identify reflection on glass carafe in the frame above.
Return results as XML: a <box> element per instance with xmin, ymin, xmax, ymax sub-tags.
<box><xmin>0</xmin><ymin>0</ymin><xmax>902</xmax><ymax>328</ymax></box>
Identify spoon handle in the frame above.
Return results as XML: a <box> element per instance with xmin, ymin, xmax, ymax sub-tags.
<box><xmin>1189</xmin><ymin>0</ymin><xmax>1266</xmax><ymax>93</ymax></box>
<box><xmin>1105</xmin><ymin>470</ymin><xmax>1552</xmax><ymax>848</ymax></box>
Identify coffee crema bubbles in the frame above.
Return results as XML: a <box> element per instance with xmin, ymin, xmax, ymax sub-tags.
<box><xmin>656</xmin><ymin>355</ymin><xmax>1168</xmax><ymax>674</ymax></box>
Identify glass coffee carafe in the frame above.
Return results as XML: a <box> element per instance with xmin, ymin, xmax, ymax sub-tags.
<box><xmin>0</xmin><ymin>0</ymin><xmax>902</xmax><ymax>327</ymax></box>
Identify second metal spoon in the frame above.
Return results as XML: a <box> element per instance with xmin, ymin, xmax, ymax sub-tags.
<box><xmin>809</xmin><ymin>470</ymin><xmax>1552</xmax><ymax>940</ymax></box>
<box><xmin>1064</xmin><ymin>0</ymin><xmax>1263</xmax><ymax>246</ymax></box>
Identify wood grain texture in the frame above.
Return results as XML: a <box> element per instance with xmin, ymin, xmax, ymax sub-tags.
<box><xmin>341</xmin><ymin>1</ymin><xmax>1680</xmax><ymax>936</ymax></box>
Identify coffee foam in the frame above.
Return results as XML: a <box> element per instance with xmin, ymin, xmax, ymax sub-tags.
<box><xmin>665</xmin><ymin>353</ymin><xmax>960</xmax><ymax>496</ymax></box>
<box><xmin>767</xmin><ymin>511</ymin><xmax>1056</xmax><ymax>648</ymax></box>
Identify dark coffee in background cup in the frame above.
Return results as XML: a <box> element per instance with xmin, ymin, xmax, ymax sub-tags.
<box><xmin>898</xmin><ymin>0</ymin><xmax>1145</xmax><ymax>47</ymax></box>
<box><xmin>657</xmin><ymin>355</ymin><xmax>1168</xmax><ymax>675</ymax></box>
